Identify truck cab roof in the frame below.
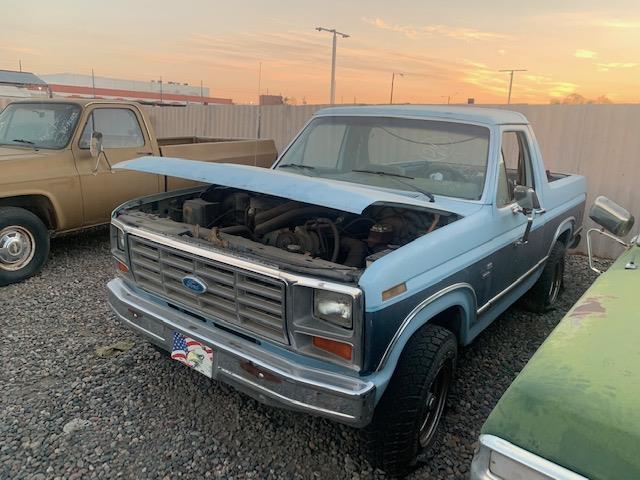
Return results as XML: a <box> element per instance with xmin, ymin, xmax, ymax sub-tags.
<box><xmin>314</xmin><ymin>105</ymin><xmax>529</xmax><ymax>126</ymax></box>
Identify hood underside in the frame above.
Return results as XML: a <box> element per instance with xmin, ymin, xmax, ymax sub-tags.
<box><xmin>114</xmin><ymin>157</ymin><xmax>458</xmax><ymax>215</ymax></box>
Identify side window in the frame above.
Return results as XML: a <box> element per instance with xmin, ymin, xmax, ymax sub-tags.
<box><xmin>497</xmin><ymin>131</ymin><xmax>534</xmax><ymax>207</ymax></box>
<box><xmin>79</xmin><ymin>108</ymin><xmax>145</xmax><ymax>149</ymax></box>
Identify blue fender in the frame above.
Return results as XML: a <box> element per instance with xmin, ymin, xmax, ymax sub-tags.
<box><xmin>366</xmin><ymin>285</ymin><xmax>477</xmax><ymax>404</ymax></box>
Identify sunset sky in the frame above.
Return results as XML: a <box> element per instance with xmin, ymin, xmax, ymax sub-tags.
<box><xmin>2</xmin><ymin>0</ymin><xmax>639</xmax><ymax>104</ymax></box>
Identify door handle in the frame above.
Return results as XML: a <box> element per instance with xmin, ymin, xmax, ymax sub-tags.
<box><xmin>136</xmin><ymin>151</ymin><xmax>153</xmax><ymax>155</ymax></box>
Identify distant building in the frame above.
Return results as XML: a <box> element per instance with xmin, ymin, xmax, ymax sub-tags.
<box><xmin>259</xmin><ymin>94</ymin><xmax>284</xmax><ymax>106</ymax></box>
<box><xmin>0</xmin><ymin>69</ymin><xmax>50</xmax><ymax>98</ymax></box>
<box><xmin>39</xmin><ymin>73</ymin><xmax>233</xmax><ymax>105</ymax></box>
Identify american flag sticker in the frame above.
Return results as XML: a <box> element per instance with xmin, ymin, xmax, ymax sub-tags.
<box><xmin>171</xmin><ymin>332</ymin><xmax>214</xmax><ymax>378</ymax></box>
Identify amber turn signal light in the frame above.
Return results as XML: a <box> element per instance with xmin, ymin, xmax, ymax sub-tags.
<box><xmin>116</xmin><ymin>260</ymin><xmax>129</xmax><ymax>273</ymax></box>
<box><xmin>312</xmin><ymin>336</ymin><xmax>353</xmax><ymax>361</ymax></box>
<box><xmin>382</xmin><ymin>282</ymin><xmax>407</xmax><ymax>301</ymax></box>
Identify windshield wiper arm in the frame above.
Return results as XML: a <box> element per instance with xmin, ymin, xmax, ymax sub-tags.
<box><xmin>277</xmin><ymin>163</ymin><xmax>316</xmax><ymax>175</ymax></box>
<box><xmin>11</xmin><ymin>138</ymin><xmax>36</xmax><ymax>147</ymax></box>
<box><xmin>278</xmin><ymin>163</ymin><xmax>315</xmax><ymax>170</ymax></box>
<box><xmin>351</xmin><ymin>169</ymin><xmax>435</xmax><ymax>202</ymax></box>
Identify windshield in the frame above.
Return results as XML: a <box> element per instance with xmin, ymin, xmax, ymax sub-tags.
<box><xmin>0</xmin><ymin>103</ymin><xmax>81</xmax><ymax>150</ymax></box>
<box><xmin>276</xmin><ymin>115</ymin><xmax>491</xmax><ymax>200</ymax></box>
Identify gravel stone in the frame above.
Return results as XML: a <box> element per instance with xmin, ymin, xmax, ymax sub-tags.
<box><xmin>0</xmin><ymin>228</ymin><xmax>610</xmax><ymax>479</ymax></box>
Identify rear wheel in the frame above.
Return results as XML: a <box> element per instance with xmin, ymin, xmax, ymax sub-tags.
<box><xmin>522</xmin><ymin>240</ymin><xmax>566</xmax><ymax>312</ymax></box>
<box><xmin>0</xmin><ymin>207</ymin><xmax>50</xmax><ymax>286</ymax></box>
<box><xmin>362</xmin><ymin>324</ymin><xmax>457</xmax><ymax>477</ymax></box>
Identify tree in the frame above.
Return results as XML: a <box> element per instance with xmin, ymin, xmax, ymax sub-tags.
<box><xmin>551</xmin><ymin>93</ymin><xmax>614</xmax><ymax>104</ymax></box>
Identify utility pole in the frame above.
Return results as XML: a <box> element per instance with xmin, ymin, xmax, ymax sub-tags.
<box><xmin>159</xmin><ymin>76</ymin><xmax>163</xmax><ymax>103</ymax></box>
<box><xmin>200</xmin><ymin>80</ymin><xmax>204</xmax><ymax>102</ymax></box>
<box><xmin>18</xmin><ymin>60</ymin><xmax>22</xmax><ymax>72</ymax></box>
<box><xmin>390</xmin><ymin>72</ymin><xmax>404</xmax><ymax>104</ymax></box>
<box><xmin>499</xmin><ymin>69</ymin><xmax>527</xmax><ymax>104</ymax></box>
<box><xmin>316</xmin><ymin>27</ymin><xmax>350</xmax><ymax>105</ymax></box>
<box><xmin>91</xmin><ymin>68</ymin><xmax>96</xmax><ymax>98</ymax></box>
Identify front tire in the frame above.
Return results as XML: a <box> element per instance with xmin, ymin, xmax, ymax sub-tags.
<box><xmin>522</xmin><ymin>240</ymin><xmax>566</xmax><ymax>313</ymax></box>
<box><xmin>362</xmin><ymin>324</ymin><xmax>457</xmax><ymax>477</ymax></box>
<box><xmin>0</xmin><ymin>207</ymin><xmax>50</xmax><ymax>286</ymax></box>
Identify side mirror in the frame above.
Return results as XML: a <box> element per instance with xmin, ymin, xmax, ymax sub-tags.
<box><xmin>586</xmin><ymin>196</ymin><xmax>635</xmax><ymax>274</ymax></box>
<box><xmin>89</xmin><ymin>131</ymin><xmax>103</xmax><ymax>158</ymax></box>
<box><xmin>589</xmin><ymin>196</ymin><xmax>634</xmax><ymax>237</ymax></box>
<box><xmin>513</xmin><ymin>185</ymin><xmax>540</xmax><ymax>214</ymax></box>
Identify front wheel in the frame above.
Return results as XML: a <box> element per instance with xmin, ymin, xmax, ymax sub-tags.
<box><xmin>522</xmin><ymin>240</ymin><xmax>566</xmax><ymax>312</ymax></box>
<box><xmin>362</xmin><ymin>324</ymin><xmax>457</xmax><ymax>477</ymax></box>
<box><xmin>0</xmin><ymin>207</ymin><xmax>50</xmax><ymax>286</ymax></box>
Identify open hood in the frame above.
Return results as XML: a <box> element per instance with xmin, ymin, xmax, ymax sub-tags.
<box><xmin>114</xmin><ymin>157</ymin><xmax>465</xmax><ymax>215</ymax></box>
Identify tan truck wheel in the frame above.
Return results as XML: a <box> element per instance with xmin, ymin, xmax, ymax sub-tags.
<box><xmin>0</xmin><ymin>207</ymin><xmax>50</xmax><ymax>286</ymax></box>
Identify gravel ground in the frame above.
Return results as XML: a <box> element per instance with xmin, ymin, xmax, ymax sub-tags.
<box><xmin>0</xmin><ymin>228</ymin><xmax>611</xmax><ymax>480</ymax></box>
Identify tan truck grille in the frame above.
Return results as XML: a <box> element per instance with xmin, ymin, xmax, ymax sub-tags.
<box><xmin>128</xmin><ymin>236</ymin><xmax>288</xmax><ymax>344</ymax></box>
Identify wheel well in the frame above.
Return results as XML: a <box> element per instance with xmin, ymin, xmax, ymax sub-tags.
<box><xmin>428</xmin><ymin>306</ymin><xmax>464</xmax><ymax>344</ymax></box>
<box><xmin>0</xmin><ymin>195</ymin><xmax>57</xmax><ymax>230</ymax></box>
<box><xmin>557</xmin><ymin>228</ymin><xmax>571</xmax><ymax>246</ymax></box>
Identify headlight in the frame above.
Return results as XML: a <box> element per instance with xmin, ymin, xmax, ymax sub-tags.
<box><xmin>116</xmin><ymin>228</ymin><xmax>126</xmax><ymax>251</ymax></box>
<box><xmin>314</xmin><ymin>290</ymin><xmax>353</xmax><ymax>328</ymax></box>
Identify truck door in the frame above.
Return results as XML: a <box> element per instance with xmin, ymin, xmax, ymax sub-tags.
<box><xmin>72</xmin><ymin>106</ymin><xmax>161</xmax><ymax>226</ymax></box>
<box><xmin>489</xmin><ymin>129</ymin><xmax>546</xmax><ymax>301</ymax></box>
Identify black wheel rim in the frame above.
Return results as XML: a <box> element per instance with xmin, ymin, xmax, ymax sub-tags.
<box><xmin>418</xmin><ymin>361</ymin><xmax>452</xmax><ymax>448</ymax></box>
<box><xmin>548</xmin><ymin>259</ymin><xmax>564</xmax><ymax>305</ymax></box>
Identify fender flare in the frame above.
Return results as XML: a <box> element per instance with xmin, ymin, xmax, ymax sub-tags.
<box><xmin>369</xmin><ymin>283</ymin><xmax>477</xmax><ymax>402</ymax></box>
<box><xmin>550</xmin><ymin>216</ymin><xmax>575</xmax><ymax>253</ymax></box>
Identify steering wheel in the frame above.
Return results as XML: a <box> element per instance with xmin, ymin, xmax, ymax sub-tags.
<box><xmin>416</xmin><ymin>162</ymin><xmax>468</xmax><ymax>182</ymax></box>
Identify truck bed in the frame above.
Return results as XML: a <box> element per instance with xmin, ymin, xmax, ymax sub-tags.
<box><xmin>157</xmin><ymin>136</ymin><xmax>278</xmax><ymax>190</ymax></box>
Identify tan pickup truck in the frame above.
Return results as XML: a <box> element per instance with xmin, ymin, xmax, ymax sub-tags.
<box><xmin>0</xmin><ymin>98</ymin><xmax>277</xmax><ymax>285</ymax></box>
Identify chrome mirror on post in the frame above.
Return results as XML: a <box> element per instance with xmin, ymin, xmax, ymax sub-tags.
<box><xmin>587</xmin><ymin>196</ymin><xmax>635</xmax><ymax>273</ymax></box>
<box><xmin>90</xmin><ymin>131</ymin><xmax>104</xmax><ymax>174</ymax></box>
<box><xmin>90</xmin><ymin>131</ymin><xmax>103</xmax><ymax>158</ymax></box>
<box><xmin>512</xmin><ymin>185</ymin><xmax>544</xmax><ymax>245</ymax></box>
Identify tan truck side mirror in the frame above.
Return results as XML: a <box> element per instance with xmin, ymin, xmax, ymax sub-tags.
<box><xmin>90</xmin><ymin>132</ymin><xmax>104</xmax><ymax>175</ymax></box>
<box><xmin>90</xmin><ymin>131</ymin><xmax>103</xmax><ymax>158</ymax></box>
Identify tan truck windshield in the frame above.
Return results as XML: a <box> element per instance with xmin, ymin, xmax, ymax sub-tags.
<box><xmin>0</xmin><ymin>102</ymin><xmax>81</xmax><ymax>149</ymax></box>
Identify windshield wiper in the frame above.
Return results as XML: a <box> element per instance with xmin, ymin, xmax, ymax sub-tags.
<box><xmin>351</xmin><ymin>169</ymin><xmax>435</xmax><ymax>202</ymax></box>
<box><xmin>11</xmin><ymin>138</ymin><xmax>37</xmax><ymax>149</ymax></box>
<box><xmin>278</xmin><ymin>163</ymin><xmax>315</xmax><ymax>170</ymax></box>
<box><xmin>277</xmin><ymin>163</ymin><xmax>316</xmax><ymax>175</ymax></box>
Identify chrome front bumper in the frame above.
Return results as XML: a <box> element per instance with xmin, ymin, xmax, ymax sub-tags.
<box><xmin>107</xmin><ymin>278</ymin><xmax>376</xmax><ymax>427</ymax></box>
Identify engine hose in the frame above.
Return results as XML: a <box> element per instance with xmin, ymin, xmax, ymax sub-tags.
<box><xmin>340</xmin><ymin>237</ymin><xmax>367</xmax><ymax>267</ymax></box>
<box><xmin>311</xmin><ymin>218</ymin><xmax>340</xmax><ymax>263</ymax></box>
<box><xmin>220</xmin><ymin>225</ymin><xmax>251</xmax><ymax>236</ymax></box>
<box><xmin>254</xmin><ymin>201</ymin><xmax>300</xmax><ymax>224</ymax></box>
<box><xmin>253</xmin><ymin>207</ymin><xmax>337</xmax><ymax>236</ymax></box>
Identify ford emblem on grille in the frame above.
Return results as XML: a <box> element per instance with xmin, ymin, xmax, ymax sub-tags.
<box><xmin>182</xmin><ymin>275</ymin><xmax>207</xmax><ymax>294</ymax></box>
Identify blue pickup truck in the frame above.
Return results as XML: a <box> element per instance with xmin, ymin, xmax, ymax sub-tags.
<box><xmin>106</xmin><ymin>106</ymin><xmax>586</xmax><ymax>476</ymax></box>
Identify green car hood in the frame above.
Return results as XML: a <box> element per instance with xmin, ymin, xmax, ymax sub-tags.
<box><xmin>482</xmin><ymin>246</ymin><xmax>640</xmax><ymax>479</ymax></box>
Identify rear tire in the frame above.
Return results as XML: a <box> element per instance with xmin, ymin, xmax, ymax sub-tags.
<box><xmin>0</xmin><ymin>207</ymin><xmax>50</xmax><ymax>286</ymax></box>
<box><xmin>522</xmin><ymin>240</ymin><xmax>566</xmax><ymax>313</ymax></box>
<box><xmin>362</xmin><ymin>324</ymin><xmax>457</xmax><ymax>477</ymax></box>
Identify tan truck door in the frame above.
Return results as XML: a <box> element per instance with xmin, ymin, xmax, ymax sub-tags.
<box><xmin>72</xmin><ymin>105</ymin><xmax>161</xmax><ymax>226</ymax></box>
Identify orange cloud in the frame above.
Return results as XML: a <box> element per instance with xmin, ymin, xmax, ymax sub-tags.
<box><xmin>362</xmin><ymin>18</ymin><xmax>509</xmax><ymax>41</ymax></box>
<box><xmin>574</xmin><ymin>49</ymin><xmax>597</xmax><ymax>59</ymax></box>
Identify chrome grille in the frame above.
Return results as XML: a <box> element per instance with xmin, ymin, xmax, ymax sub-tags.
<box><xmin>128</xmin><ymin>236</ymin><xmax>288</xmax><ymax>343</ymax></box>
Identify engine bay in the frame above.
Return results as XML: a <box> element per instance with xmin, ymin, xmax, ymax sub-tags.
<box><xmin>117</xmin><ymin>186</ymin><xmax>459</xmax><ymax>281</ymax></box>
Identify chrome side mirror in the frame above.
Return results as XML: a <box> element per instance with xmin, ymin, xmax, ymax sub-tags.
<box><xmin>587</xmin><ymin>196</ymin><xmax>634</xmax><ymax>274</ymax></box>
<box><xmin>90</xmin><ymin>132</ymin><xmax>104</xmax><ymax>175</ymax></box>
<box><xmin>513</xmin><ymin>185</ymin><xmax>540</xmax><ymax>214</ymax></box>
<box><xmin>512</xmin><ymin>185</ymin><xmax>543</xmax><ymax>245</ymax></box>
<box><xmin>589</xmin><ymin>196</ymin><xmax>634</xmax><ymax>237</ymax></box>
<box><xmin>89</xmin><ymin>131</ymin><xmax>103</xmax><ymax>158</ymax></box>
